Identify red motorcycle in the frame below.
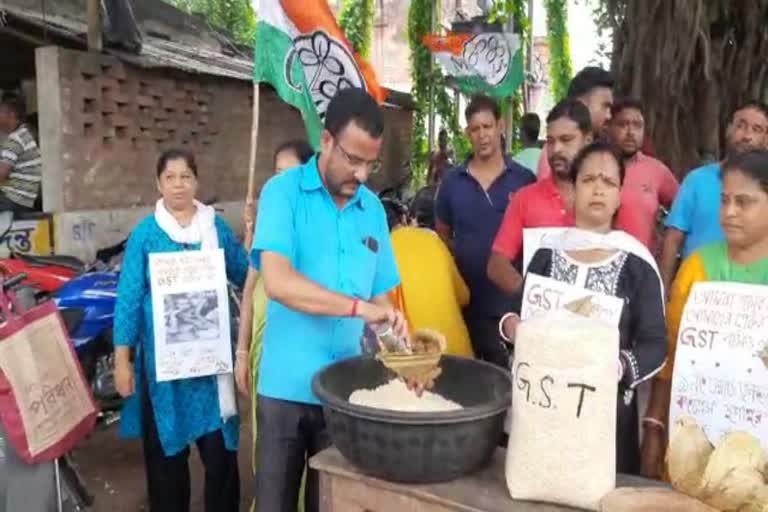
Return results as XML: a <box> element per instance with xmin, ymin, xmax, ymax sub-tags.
<box><xmin>0</xmin><ymin>211</ymin><xmax>84</xmax><ymax>293</ymax></box>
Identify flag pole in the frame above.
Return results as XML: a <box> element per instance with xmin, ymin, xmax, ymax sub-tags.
<box><xmin>505</xmin><ymin>15</ymin><xmax>515</xmax><ymax>153</ymax></box>
<box><xmin>247</xmin><ymin>82</ymin><xmax>260</xmax><ymax>203</ymax></box>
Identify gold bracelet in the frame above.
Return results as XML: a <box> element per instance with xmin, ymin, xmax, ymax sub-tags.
<box><xmin>235</xmin><ymin>349</ymin><xmax>249</xmax><ymax>357</ymax></box>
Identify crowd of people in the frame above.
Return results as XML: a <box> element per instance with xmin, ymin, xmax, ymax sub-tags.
<box><xmin>106</xmin><ymin>66</ymin><xmax>768</xmax><ymax>512</ymax></box>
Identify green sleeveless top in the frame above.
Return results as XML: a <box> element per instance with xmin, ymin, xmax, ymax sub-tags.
<box><xmin>698</xmin><ymin>241</ymin><xmax>768</xmax><ymax>284</ymax></box>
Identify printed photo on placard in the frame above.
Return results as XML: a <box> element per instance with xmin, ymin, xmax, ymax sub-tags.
<box><xmin>163</xmin><ymin>291</ymin><xmax>221</xmax><ymax>344</ymax></box>
<box><xmin>149</xmin><ymin>249</ymin><xmax>232</xmax><ymax>382</ymax></box>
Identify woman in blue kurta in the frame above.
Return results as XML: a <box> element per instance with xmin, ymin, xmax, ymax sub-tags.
<box><xmin>113</xmin><ymin>149</ymin><xmax>248</xmax><ymax>512</ymax></box>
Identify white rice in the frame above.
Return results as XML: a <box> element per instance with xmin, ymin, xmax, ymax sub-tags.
<box><xmin>349</xmin><ymin>379</ymin><xmax>462</xmax><ymax>412</ymax></box>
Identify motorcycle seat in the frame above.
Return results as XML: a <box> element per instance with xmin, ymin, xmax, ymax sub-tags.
<box><xmin>13</xmin><ymin>252</ymin><xmax>86</xmax><ymax>272</ymax></box>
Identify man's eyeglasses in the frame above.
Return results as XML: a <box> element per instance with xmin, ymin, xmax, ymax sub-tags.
<box><xmin>335</xmin><ymin>142</ymin><xmax>381</xmax><ymax>175</ymax></box>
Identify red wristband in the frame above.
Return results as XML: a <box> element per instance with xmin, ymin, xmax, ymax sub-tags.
<box><xmin>350</xmin><ymin>298</ymin><xmax>359</xmax><ymax>317</ymax></box>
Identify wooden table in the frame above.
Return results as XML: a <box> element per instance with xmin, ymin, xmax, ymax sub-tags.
<box><xmin>309</xmin><ymin>447</ymin><xmax>664</xmax><ymax>512</ymax></box>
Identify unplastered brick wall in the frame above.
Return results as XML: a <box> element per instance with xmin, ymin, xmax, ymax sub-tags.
<box><xmin>37</xmin><ymin>46</ymin><xmax>413</xmax><ymax>213</ymax></box>
<box><xmin>40</xmin><ymin>47</ymin><xmax>303</xmax><ymax>211</ymax></box>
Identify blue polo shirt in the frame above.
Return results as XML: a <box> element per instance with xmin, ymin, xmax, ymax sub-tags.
<box><xmin>435</xmin><ymin>157</ymin><xmax>535</xmax><ymax>317</ymax></box>
<box><xmin>665</xmin><ymin>163</ymin><xmax>724</xmax><ymax>258</ymax></box>
<box><xmin>251</xmin><ymin>157</ymin><xmax>400</xmax><ymax>404</ymax></box>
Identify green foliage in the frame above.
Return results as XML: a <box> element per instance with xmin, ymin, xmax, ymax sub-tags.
<box><xmin>407</xmin><ymin>0</ymin><xmax>432</xmax><ymax>184</ymax></box>
<box><xmin>165</xmin><ymin>0</ymin><xmax>257</xmax><ymax>46</ymax></box>
<box><xmin>481</xmin><ymin>0</ymin><xmax>530</xmax><ymax>152</ymax></box>
<box><xmin>434</xmin><ymin>81</ymin><xmax>467</xmax><ymax>164</ymax></box>
<box><xmin>544</xmin><ymin>0</ymin><xmax>573</xmax><ymax>101</ymax></box>
<box><xmin>338</xmin><ymin>0</ymin><xmax>375</xmax><ymax>58</ymax></box>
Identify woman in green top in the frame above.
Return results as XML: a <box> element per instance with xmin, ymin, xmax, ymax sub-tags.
<box><xmin>235</xmin><ymin>141</ymin><xmax>314</xmax><ymax>467</ymax></box>
<box><xmin>641</xmin><ymin>149</ymin><xmax>768</xmax><ymax>478</ymax></box>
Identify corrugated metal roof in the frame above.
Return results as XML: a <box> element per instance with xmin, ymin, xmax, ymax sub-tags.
<box><xmin>114</xmin><ymin>37</ymin><xmax>253</xmax><ymax>81</ymax></box>
<box><xmin>0</xmin><ymin>1</ymin><xmax>412</xmax><ymax>109</ymax></box>
<box><xmin>0</xmin><ymin>3</ymin><xmax>254</xmax><ymax>81</ymax></box>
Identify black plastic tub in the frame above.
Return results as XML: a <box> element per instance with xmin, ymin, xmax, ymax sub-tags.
<box><xmin>311</xmin><ymin>355</ymin><xmax>512</xmax><ymax>484</ymax></box>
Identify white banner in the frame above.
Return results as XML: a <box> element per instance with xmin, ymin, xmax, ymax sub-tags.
<box><xmin>669</xmin><ymin>281</ymin><xmax>768</xmax><ymax>449</ymax></box>
<box><xmin>149</xmin><ymin>250</ymin><xmax>233</xmax><ymax>382</ymax></box>
<box><xmin>520</xmin><ymin>273</ymin><xmax>624</xmax><ymax>326</ymax></box>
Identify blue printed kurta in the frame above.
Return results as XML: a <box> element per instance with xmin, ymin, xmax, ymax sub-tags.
<box><xmin>114</xmin><ymin>215</ymin><xmax>248</xmax><ymax>456</ymax></box>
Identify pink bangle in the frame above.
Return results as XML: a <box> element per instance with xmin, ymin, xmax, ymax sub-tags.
<box><xmin>350</xmin><ymin>298</ymin><xmax>359</xmax><ymax>317</ymax></box>
<box><xmin>642</xmin><ymin>417</ymin><xmax>666</xmax><ymax>431</ymax></box>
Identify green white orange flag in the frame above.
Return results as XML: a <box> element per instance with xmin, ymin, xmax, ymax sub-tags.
<box><xmin>423</xmin><ymin>31</ymin><xmax>524</xmax><ymax>99</ymax></box>
<box><xmin>254</xmin><ymin>0</ymin><xmax>387</xmax><ymax>148</ymax></box>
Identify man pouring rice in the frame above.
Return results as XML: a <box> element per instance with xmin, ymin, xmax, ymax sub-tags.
<box><xmin>248</xmin><ymin>87</ymin><xmax>408</xmax><ymax>512</ymax></box>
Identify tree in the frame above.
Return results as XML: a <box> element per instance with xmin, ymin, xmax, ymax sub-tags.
<box><xmin>338</xmin><ymin>0</ymin><xmax>375</xmax><ymax>58</ymax></box>
<box><xmin>544</xmin><ymin>0</ymin><xmax>573</xmax><ymax>102</ymax></box>
<box><xmin>165</xmin><ymin>0</ymin><xmax>257</xmax><ymax>46</ymax></box>
<box><xmin>407</xmin><ymin>0</ymin><xmax>434</xmax><ymax>183</ymax></box>
<box><xmin>597</xmin><ymin>0</ymin><xmax>768</xmax><ymax>175</ymax></box>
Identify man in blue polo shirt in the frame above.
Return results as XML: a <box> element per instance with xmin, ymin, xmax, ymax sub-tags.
<box><xmin>659</xmin><ymin>101</ymin><xmax>768</xmax><ymax>291</ymax></box>
<box><xmin>250</xmin><ymin>88</ymin><xmax>405</xmax><ymax>512</ymax></box>
<box><xmin>435</xmin><ymin>94</ymin><xmax>535</xmax><ymax>368</ymax></box>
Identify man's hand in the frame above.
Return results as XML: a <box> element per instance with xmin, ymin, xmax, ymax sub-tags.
<box><xmin>357</xmin><ymin>301</ymin><xmax>407</xmax><ymax>338</ymax></box>
<box><xmin>405</xmin><ymin>367</ymin><xmax>442</xmax><ymax>397</ymax></box>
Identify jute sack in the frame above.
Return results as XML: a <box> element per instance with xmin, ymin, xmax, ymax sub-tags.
<box><xmin>505</xmin><ymin>309</ymin><xmax>619</xmax><ymax>511</ymax></box>
<box><xmin>0</xmin><ymin>286</ymin><xmax>97</xmax><ymax>463</ymax></box>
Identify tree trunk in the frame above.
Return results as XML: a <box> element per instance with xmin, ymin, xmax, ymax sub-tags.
<box><xmin>603</xmin><ymin>0</ymin><xmax>768</xmax><ymax>176</ymax></box>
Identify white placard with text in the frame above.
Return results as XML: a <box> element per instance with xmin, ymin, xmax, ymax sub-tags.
<box><xmin>149</xmin><ymin>249</ymin><xmax>232</xmax><ymax>382</ymax></box>
<box><xmin>669</xmin><ymin>281</ymin><xmax>768</xmax><ymax>448</ymax></box>
<box><xmin>520</xmin><ymin>273</ymin><xmax>624</xmax><ymax>326</ymax></box>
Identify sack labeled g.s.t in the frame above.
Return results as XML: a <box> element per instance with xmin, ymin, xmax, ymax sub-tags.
<box><xmin>506</xmin><ymin>309</ymin><xmax>619</xmax><ymax>511</ymax></box>
<box><xmin>0</xmin><ymin>284</ymin><xmax>97</xmax><ymax>463</ymax></box>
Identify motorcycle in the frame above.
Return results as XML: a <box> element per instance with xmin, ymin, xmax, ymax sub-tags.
<box><xmin>0</xmin><ymin>211</ymin><xmax>125</xmax><ymax>298</ymax></box>
<box><xmin>55</xmin><ymin>270</ymin><xmax>121</xmax><ymax>420</ymax></box>
<box><xmin>0</xmin><ymin>211</ymin><xmax>82</xmax><ymax>294</ymax></box>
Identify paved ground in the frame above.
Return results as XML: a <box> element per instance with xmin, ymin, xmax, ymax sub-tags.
<box><xmin>72</xmin><ymin>403</ymin><xmax>254</xmax><ymax>512</ymax></box>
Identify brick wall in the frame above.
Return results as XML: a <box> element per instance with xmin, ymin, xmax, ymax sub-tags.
<box><xmin>37</xmin><ymin>46</ymin><xmax>413</xmax><ymax>213</ymax></box>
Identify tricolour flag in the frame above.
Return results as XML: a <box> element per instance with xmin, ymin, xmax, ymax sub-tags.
<box><xmin>423</xmin><ymin>31</ymin><xmax>524</xmax><ymax>99</ymax></box>
<box><xmin>254</xmin><ymin>0</ymin><xmax>387</xmax><ymax>148</ymax></box>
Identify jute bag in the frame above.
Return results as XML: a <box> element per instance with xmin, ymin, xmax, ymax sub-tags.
<box><xmin>0</xmin><ymin>285</ymin><xmax>97</xmax><ymax>463</ymax></box>
<box><xmin>506</xmin><ymin>309</ymin><xmax>618</xmax><ymax>511</ymax></box>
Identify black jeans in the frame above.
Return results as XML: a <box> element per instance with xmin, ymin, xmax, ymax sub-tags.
<box><xmin>464</xmin><ymin>311</ymin><xmax>510</xmax><ymax>368</ymax></box>
<box><xmin>255</xmin><ymin>395</ymin><xmax>331</xmax><ymax>512</ymax></box>
<box><xmin>141</xmin><ymin>388</ymin><xmax>240</xmax><ymax>512</ymax></box>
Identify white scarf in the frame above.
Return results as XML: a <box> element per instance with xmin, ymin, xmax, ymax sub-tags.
<box><xmin>154</xmin><ymin>199</ymin><xmax>237</xmax><ymax>421</ymax></box>
<box><xmin>537</xmin><ymin>227</ymin><xmax>665</xmax><ymax>305</ymax></box>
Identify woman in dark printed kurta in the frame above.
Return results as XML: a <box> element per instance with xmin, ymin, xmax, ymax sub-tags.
<box><xmin>500</xmin><ymin>142</ymin><xmax>667</xmax><ymax>475</ymax></box>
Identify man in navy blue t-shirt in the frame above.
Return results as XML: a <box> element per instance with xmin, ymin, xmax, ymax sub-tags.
<box><xmin>435</xmin><ymin>95</ymin><xmax>535</xmax><ymax>367</ymax></box>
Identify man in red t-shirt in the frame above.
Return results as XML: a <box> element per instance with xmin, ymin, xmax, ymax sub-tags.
<box><xmin>487</xmin><ymin>99</ymin><xmax>593</xmax><ymax>294</ymax></box>
<box><xmin>537</xmin><ymin>67</ymin><xmax>614</xmax><ymax>181</ymax></box>
<box><xmin>607</xmin><ymin>98</ymin><xmax>679</xmax><ymax>252</ymax></box>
